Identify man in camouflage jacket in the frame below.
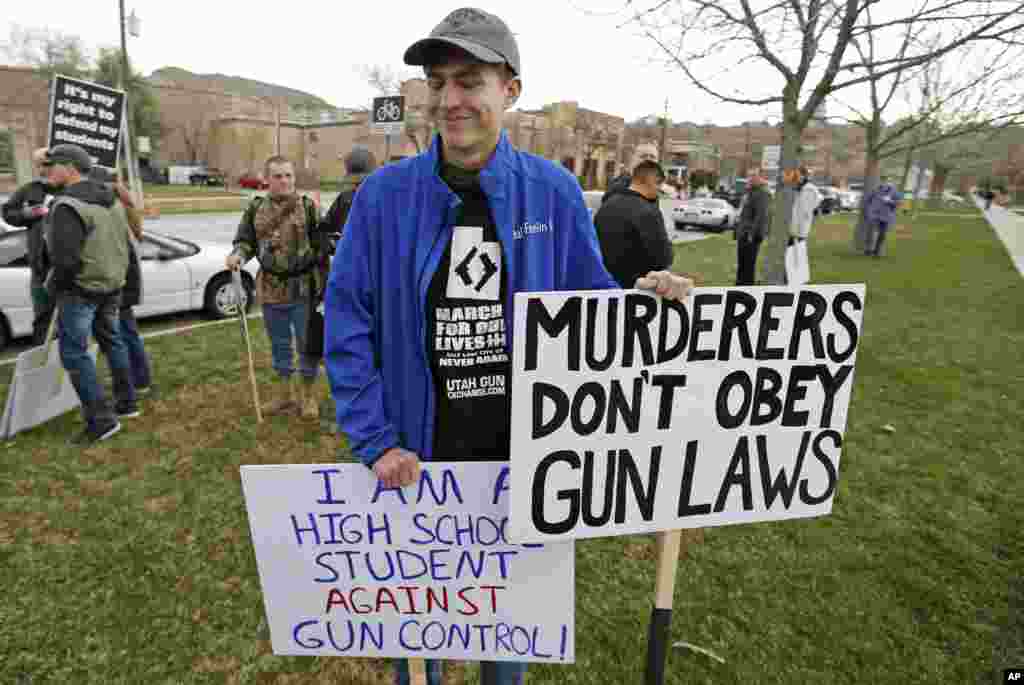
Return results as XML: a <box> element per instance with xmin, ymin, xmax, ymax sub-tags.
<box><xmin>226</xmin><ymin>155</ymin><xmax>327</xmax><ymax>418</ymax></box>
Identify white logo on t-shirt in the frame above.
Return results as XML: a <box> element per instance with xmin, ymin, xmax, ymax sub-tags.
<box><xmin>447</xmin><ymin>226</ymin><xmax>501</xmax><ymax>301</ymax></box>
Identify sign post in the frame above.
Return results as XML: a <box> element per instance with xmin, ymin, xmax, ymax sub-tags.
<box><xmin>371</xmin><ymin>95</ymin><xmax>405</xmax><ymax>163</ymax></box>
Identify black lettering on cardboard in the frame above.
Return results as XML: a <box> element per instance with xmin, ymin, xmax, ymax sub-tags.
<box><xmin>688</xmin><ymin>293</ymin><xmax>722</xmax><ymax>362</ymax></box>
<box><xmin>677</xmin><ymin>440</ymin><xmax>711</xmax><ymax>516</ymax></box>
<box><xmin>607</xmin><ymin>377</ymin><xmax>643</xmax><ymax>434</ymax></box>
<box><xmin>787</xmin><ymin>290</ymin><xmax>827</xmax><ymax>360</ymax></box>
<box><xmin>714</xmin><ymin>436</ymin><xmax>754</xmax><ymax>512</ymax></box>
<box><xmin>571</xmin><ymin>382</ymin><xmax>607</xmax><ymax>436</ymax></box>
<box><xmin>826</xmin><ymin>291</ymin><xmax>861</xmax><ymax>363</ymax></box>
<box><xmin>781</xmin><ymin>365</ymin><xmax>819</xmax><ymax>427</ymax></box>
<box><xmin>718</xmin><ymin>290</ymin><xmax>757</xmax><ymax>361</ymax></box>
<box><xmin>581</xmin><ymin>449</ymin><xmax>615</xmax><ymax>527</ymax></box>
<box><xmin>751</xmin><ymin>367</ymin><xmax>784</xmax><ymax>426</ymax></box>
<box><xmin>532</xmin><ymin>450</ymin><xmax>580</xmax><ymax>535</ymax></box>
<box><xmin>614</xmin><ymin>446</ymin><xmax>661</xmax><ymax>523</ymax></box>
<box><xmin>716</xmin><ymin>370</ymin><xmax>753</xmax><ymax>429</ymax></box>
<box><xmin>799</xmin><ymin>430</ymin><xmax>840</xmax><ymax>505</ymax></box>
<box><xmin>532</xmin><ymin>382</ymin><xmax>569</xmax><ymax>439</ymax></box>
<box><xmin>585</xmin><ymin>297</ymin><xmax>618</xmax><ymax>371</ymax></box>
<box><xmin>818</xmin><ymin>365</ymin><xmax>854</xmax><ymax>427</ymax></box>
<box><xmin>623</xmin><ymin>294</ymin><xmax>657</xmax><ymax>367</ymax></box>
<box><xmin>525</xmin><ymin>296</ymin><xmax>581</xmax><ymax>371</ymax></box>
<box><xmin>652</xmin><ymin>374</ymin><xmax>688</xmax><ymax>429</ymax></box>
<box><xmin>755</xmin><ymin>292</ymin><xmax>795</xmax><ymax>360</ymax></box>
<box><xmin>657</xmin><ymin>298</ymin><xmax>690</xmax><ymax>364</ymax></box>
<box><xmin>759</xmin><ymin>431</ymin><xmax>810</xmax><ymax>509</ymax></box>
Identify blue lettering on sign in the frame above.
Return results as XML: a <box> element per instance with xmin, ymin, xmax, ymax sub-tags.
<box><xmin>292</xmin><ymin>619</ymin><xmax>384</xmax><ymax>651</ymax></box>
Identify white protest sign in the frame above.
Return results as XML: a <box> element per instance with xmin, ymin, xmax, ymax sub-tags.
<box><xmin>241</xmin><ymin>462</ymin><xmax>575</xmax><ymax>663</ymax></box>
<box><xmin>509</xmin><ymin>285</ymin><xmax>865</xmax><ymax>543</ymax></box>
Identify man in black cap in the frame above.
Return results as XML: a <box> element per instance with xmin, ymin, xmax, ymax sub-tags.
<box><xmin>2</xmin><ymin>147</ymin><xmax>57</xmax><ymax>344</ymax></box>
<box><xmin>594</xmin><ymin>159</ymin><xmax>674</xmax><ymax>287</ymax></box>
<box><xmin>317</xmin><ymin>145</ymin><xmax>377</xmax><ymax>244</ymax></box>
<box><xmin>43</xmin><ymin>143</ymin><xmax>137</xmax><ymax>445</ymax></box>
<box><xmin>323</xmin><ymin>11</ymin><xmax>694</xmax><ymax>684</ymax></box>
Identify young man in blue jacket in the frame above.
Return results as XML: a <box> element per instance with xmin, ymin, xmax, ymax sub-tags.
<box><xmin>323</xmin><ymin>8</ymin><xmax>693</xmax><ymax>685</ymax></box>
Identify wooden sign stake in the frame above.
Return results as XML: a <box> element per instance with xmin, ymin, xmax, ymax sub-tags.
<box><xmin>644</xmin><ymin>530</ymin><xmax>682</xmax><ymax>685</ymax></box>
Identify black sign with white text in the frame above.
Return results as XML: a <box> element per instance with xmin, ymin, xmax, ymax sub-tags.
<box><xmin>48</xmin><ymin>75</ymin><xmax>126</xmax><ymax>170</ymax></box>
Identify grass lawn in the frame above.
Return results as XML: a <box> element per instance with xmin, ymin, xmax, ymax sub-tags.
<box><xmin>0</xmin><ymin>208</ymin><xmax>1021</xmax><ymax>684</ymax></box>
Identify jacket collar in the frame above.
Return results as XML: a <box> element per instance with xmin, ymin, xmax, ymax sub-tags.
<box><xmin>425</xmin><ymin>130</ymin><xmax>512</xmax><ymax>203</ymax></box>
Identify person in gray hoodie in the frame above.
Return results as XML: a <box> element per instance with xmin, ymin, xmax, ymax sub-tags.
<box><xmin>43</xmin><ymin>144</ymin><xmax>136</xmax><ymax>445</ymax></box>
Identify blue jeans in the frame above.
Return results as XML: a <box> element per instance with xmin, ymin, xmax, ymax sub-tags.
<box><xmin>119</xmin><ymin>307</ymin><xmax>152</xmax><ymax>389</ymax></box>
<box><xmin>58</xmin><ymin>292</ymin><xmax>135</xmax><ymax>428</ymax></box>
<box><xmin>869</xmin><ymin>220</ymin><xmax>890</xmax><ymax>255</ymax></box>
<box><xmin>393</xmin><ymin>659</ymin><xmax>526</xmax><ymax>685</ymax></box>
<box><xmin>261</xmin><ymin>302</ymin><xmax>318</xmax><ymax>380</ymax></box>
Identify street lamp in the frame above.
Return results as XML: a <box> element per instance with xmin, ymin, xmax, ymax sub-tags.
<box><xmin>118</xmin><ymin>1</ymin><xmax>143</xmax><ymax>208</ymax></box>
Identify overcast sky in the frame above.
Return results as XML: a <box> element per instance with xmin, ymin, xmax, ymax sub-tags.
<box><xmin>5</xmin><ymin>1</ymin><xmax>934</xmax><ymax>126</ymax></box>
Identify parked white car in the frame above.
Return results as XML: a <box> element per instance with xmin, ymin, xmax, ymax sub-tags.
<box><xmin>839</xmin><ymin>190</ymin><xmax>862</xmax><ymax>211</ymax></box>
<box><xmin>673</xmin><ymin>198</ymin><xmax>738</xmax><ymax>232</ymax></box>
<box><xmin>0</xmin><ymin>228</ymin><xmax>258</xmax><ymax>349</ymax></box>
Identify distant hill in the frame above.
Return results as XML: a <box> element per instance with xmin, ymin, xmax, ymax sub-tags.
<box><xmin>147</xmin><ymin>66</ymin><xmax>333</xmax><ymax>109</ymax></box>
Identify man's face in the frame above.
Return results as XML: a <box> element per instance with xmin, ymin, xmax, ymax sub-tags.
<box><xmin>633</xmin><ymin>145</ymin><xmax>659</xmax><ymax>168</ymax></box>
<box><xmin>266</xmin><ymin>162</ymin><xmax>295</xmax><ymax>197</ymax></box>
<box><xmin>425</xmin><ymin>58</ymin><xmax>519</xmax><ymax>159</ymax></box>
<box><xmin>45</xmin><ymin>162</ymin><xmax>76</xmax><ymax>189</ymax></box>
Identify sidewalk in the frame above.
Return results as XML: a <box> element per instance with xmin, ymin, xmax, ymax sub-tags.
<box><xmin>976</xmin><ymin>198</ymin><xmax>1024</xmax><ymax>277</ymax></box>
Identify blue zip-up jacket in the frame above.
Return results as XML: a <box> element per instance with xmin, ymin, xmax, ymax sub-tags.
<box><xmin>324</xmin><ymin>132</ymin><xmax>618</xmax><ymax>467</ymax></box>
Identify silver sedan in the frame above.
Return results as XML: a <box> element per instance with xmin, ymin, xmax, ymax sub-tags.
<box><xmin>673</xmin><ymin>198</ymin><xmax>738</xmax><ymax>232</ymax></box>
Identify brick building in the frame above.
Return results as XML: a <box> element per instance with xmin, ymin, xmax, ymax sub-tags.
<box><xmin>0</xmin><ymin>64</ymin><xmax>1009</xmax><ymax>195</ymax></box>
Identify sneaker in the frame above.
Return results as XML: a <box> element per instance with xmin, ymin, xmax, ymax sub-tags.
<box><xmin>70</xmin><ymin>421</ymin><xmax>121</xmax><ymax>446</ymax></box>
<box><xmin>117</xmin><ymin>405</ymin><xmax>141</xmax><ymax>419</ymax></box>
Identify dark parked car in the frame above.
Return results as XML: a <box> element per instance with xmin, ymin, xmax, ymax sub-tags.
<box><xmin>189</xmin><ymin>167</ymin><xmax>225</xmax><ymax>186</ymax></box>
<box><xmin>815</xmin><ymin>187</ymin><xmax>839</xmax><ymax>215</ymax></box>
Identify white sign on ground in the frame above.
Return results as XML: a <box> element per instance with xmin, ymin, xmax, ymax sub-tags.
<box><xmin>509</xmin><ymin>285</ymin><xmax>866</xmax><ymax>543</ymax></box>
<box><xmin>241</xmin><ymin>462</ymin><xmax>575</xmax><ymax>663</ymax></box>
<box><xmin>0</xmin><ymin>340</ymin><xmax>95</xmax><ymax>441</ymax></box>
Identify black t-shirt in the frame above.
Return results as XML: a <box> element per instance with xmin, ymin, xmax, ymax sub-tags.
<box><xmin>426</xmin><ymin>163</ymin><xmax>511</xmax><ymax>460</ymax></box>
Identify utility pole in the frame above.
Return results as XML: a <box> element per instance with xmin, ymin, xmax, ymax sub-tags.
<box><xmin>118</xmin><ymin>0</ymin><xmax>143</xmax><ymax>209</ymax></box>
<box><xmin>659</xmin><ymin>97</ymin><xmax>669</xmax><ymax>163</ymax></box>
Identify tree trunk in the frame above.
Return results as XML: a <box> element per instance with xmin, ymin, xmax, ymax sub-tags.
<box><xmin>853</xmin><ymin>132</ymin><xmax>881</xmax><ymax>254</ymax></box>
<box><xmin>762</xmin><ymin>107</ymin><xmax>802</xmax><ymax>285</ymax></box>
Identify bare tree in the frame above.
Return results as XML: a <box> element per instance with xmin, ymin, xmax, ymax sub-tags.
<box><xmin>623</xmin><ymin>0</ymin><xmax>1024</xmax><ymax>283</ymax></box>
<box><xmin>834</xmin><ymin>24</ymin><xmax>1024</xmax><ymax>248</ymax></box>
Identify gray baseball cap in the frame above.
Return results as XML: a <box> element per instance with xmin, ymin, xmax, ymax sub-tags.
<box><xmin>404</xmin><ymin>8</ymin><xmax>520</xmax><ymax>76</ymax></box>
<box><xmin>45</xmin><ymin>144</ymin><xmax>93</xmax><ymax>172</ymax></box>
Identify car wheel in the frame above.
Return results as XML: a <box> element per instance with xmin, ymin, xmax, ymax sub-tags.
<box><xmin>719</xmin><ymin>217</ymin><xmax>730</xmax><ymax>232</ymax></box>
<box><xmin>205</xmin><ymin>272</ymin><xmax>253</xmax><ymax>319</ymax></box>
<box><xmin>674</xmin><ymin>221</ymin><xmax>686</xmax><ymax>231</ymax></box>
<box><xmin>0</xmin><ymin>314</ymin><xmax>10</xmax><ymax>352</ymax></box>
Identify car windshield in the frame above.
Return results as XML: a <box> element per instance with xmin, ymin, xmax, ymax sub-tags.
<box><xmin>0</xmin><ymin>230</ymin><xmax>28</xmax><ymax>267</ymax></box>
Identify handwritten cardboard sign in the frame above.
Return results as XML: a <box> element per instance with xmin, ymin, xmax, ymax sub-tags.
<box><xmin>241</xmin><ymin>462</ymin><xmax>575</xmax><ymax>663</ymax></box>
<box><xmin>509</xmin><ymin>285</ymin><xmax>866</xmax><ymax>543</ymax></box>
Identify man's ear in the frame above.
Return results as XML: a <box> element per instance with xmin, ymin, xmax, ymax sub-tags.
<box><xmin>506</xmin><ymin>78</ymin><xmax>522</xmax><ymax>107</ymax></box>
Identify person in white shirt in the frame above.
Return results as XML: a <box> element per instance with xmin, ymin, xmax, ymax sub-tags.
<box><xmin>792</xmin><ymin>166</ymin><xmax>821</xmax><ymax>242</ymax></box>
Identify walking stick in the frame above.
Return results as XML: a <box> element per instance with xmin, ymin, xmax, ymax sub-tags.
<box><xmin>232</xmin><ymin>270</ymin><xmax>262</xmax><ymax>423</ymax></box>
<box><xmin>643</xmin><ymin>530</ymin><xmax>682</xmax><ymax>685</ymax></box>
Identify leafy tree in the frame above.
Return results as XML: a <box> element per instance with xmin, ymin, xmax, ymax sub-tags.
<box><xmin>93</xmin><ymin>47</ymin><xmax>163</xmax><ymax>151</ymax></box>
